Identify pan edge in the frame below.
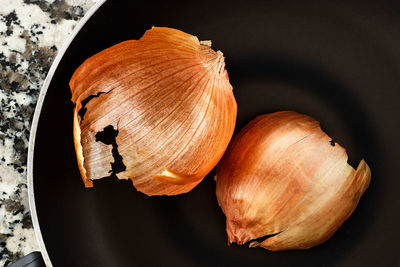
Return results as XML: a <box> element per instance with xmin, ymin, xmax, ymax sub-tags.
<box><xmin>27</xmin><ymin>1</ymin><xmax>107</xmax><ymax>266</ymax></box>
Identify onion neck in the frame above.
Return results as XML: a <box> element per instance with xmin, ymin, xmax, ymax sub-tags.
<box><xmin>200</xmin><ymin>46</ymin><xmax>226</xmax><ymax>77</ymax></box>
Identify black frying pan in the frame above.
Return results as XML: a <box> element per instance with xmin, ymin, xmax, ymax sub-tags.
<box><xmin>23</xmin><ymin>0</ymin><xmax>400</xmax><ymax>266</ymax></box>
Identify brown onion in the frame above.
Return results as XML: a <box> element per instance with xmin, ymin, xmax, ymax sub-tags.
<box><xmin>70</xmin><ymin>27</ymin><xmax>237</xmax><ymax>196</ymax></box>
<box><xmin>216</xmin><ymin>111</ymin><xmax>371</xmax><ymax>250</ymax></box>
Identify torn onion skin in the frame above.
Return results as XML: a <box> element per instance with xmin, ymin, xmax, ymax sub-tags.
<box><xmin>70</xmin><ymin>27</ymin><xmax>237</xmax><ymax>196</ymax></box>
<box><xmin>215</xmin><ymin>111</ymin><xmax>371</xmax><ymax>251</ymax></box>
<box><xmin>73</xmin><ymin>95</ymin><xmax>92</xmax><ymax>187</ymax></box>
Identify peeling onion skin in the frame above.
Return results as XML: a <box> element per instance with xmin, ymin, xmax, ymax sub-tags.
<box><xmin>70</xmin><ymin>27</ymin><xmax>237</xmax><ymax>196</ymax></box>
<box><xmin>216</xmin><ymin>111</ymin><xmax>371</xmax><ymax>251</ymax></box>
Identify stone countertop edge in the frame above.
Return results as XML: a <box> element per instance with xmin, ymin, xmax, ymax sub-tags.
<box><xmin>0</xmin><ymin>0</ymin><xmax>100</xmax><ymax>265</ymax></box>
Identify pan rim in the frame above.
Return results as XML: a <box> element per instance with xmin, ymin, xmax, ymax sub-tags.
<box><xmin>27</xmin><ymin>1</ymin><xmax>107</xmax><ymax>266</ymax></box>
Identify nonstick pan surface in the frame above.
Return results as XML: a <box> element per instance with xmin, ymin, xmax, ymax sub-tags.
<box><xmin>29</xmin><ymin>0</ymin><xmax>400</xmax><ymax>266</ymax></box>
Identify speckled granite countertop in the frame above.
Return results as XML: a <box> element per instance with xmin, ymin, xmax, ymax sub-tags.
<box><xmin>0</xmin><ymin>0</ymin><xmax>98</xmax><ymax>265</ymax></box>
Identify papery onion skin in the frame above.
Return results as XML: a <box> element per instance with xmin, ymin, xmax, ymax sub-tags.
<box><xmin>70</xmin><ymin>27</ymin><xmax>237</xmax><ymax>196</ymax></box>
<box><xmin>216</xmin><ymin>111</ymin><xmax>371</xmax><ymax>251</ymax></box>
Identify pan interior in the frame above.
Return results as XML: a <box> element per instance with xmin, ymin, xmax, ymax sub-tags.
<box><xmin>33</xmin><ymin>0</ymin><xmax>400</xmax><ymax>266</ymax></box>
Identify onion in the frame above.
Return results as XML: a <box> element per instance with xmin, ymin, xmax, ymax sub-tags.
<box><xmin>70</xmin><ymin>27</ymin><xmax>237</xmax><ymax>196</ymax></box>
<box><xmin>216</xmin><ymin>111</ymin><xmax>371</xmax><ymax>250</ymax></box>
